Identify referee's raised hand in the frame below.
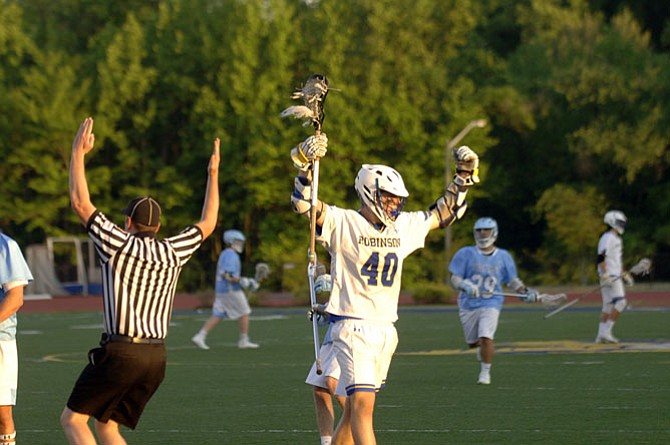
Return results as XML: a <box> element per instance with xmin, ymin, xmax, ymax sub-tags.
<box><xmin>72</xmin><ymin>117</ymin><xmax>96</xmax><ymax>156</ymax></box>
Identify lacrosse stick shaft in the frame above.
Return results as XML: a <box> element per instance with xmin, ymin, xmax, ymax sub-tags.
<box><xmin>542</xmin><ymin>279</ymin><xmax>615</xmax><ymax>319</ymax></box>
<box><xmin>482</xmin><ymin>291</ymin><xmax>528</xmax><ymax>298</ymax></box>
<box><xmin>308</xmin><ymin>157</ymin><xmax>322</xmax><ymax>374</ymax></box>
<box><xmin>543</xmin><ymin>297</ymin><xmax>580</xmax><ymax>319</ymax></box>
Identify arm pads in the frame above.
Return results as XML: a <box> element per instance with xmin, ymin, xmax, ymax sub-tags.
<box><xmin>430</xmin><ymin>177</ymin><xmax>469</xmax><ymax>228</ymax></box>
<box><xmin>291</xmin><ymin>176</ymin><xmax>312</xmax><ymax>215</ymax></box>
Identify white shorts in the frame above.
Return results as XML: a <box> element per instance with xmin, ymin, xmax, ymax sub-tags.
<box><xmin>459</xmin><ymin>307</ymin><xmax>501</xmax><ymax>344</ymax></box>
<box><xmin>600</xmin><ymin>281</ymin><xmax>625</xmax><ymax>314</ymax></box>
<box><xmin>0</xmin><ymin>340</ymin><xmax>18</xmax><ymax>405</ymax></box>
<box><xmin>212</xmin><ymin>291</ymin><xmax>251</xmax><ymax>320</ymax></box>
<box><xmin>331</xmin><ymin>319</ymin><xmax>398</xmax><ymax>397</ymax></box>
<box><xmin>305</xmin><ymin>341</ymin><xmax>341</xmax><ymax>389</ymax></box>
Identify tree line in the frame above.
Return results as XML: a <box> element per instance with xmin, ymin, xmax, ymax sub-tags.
<box><xmin>1</xmin><ymin>0</ymin><xmax>668</xmax><ymax>296</ymax></box>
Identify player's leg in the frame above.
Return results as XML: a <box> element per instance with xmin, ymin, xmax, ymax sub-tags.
<box><xmin>347</xmin><ymin>391</ymin><xmax>376</xmax><ymax>445</ymax></box>
<box><xmin>0</xmin><ymin>341</ymin><xmax>17</xmax><ymax>444</ymax></box>
<box><xmin>0</xmin><ymin>406</ymin><xmax>14</xmax><ymax>445</ymax></box>
<box><xmin>332</xmin><ymin>398</ymin><xmax>354</xmax><ymax>445</ymax></box>
<box><xmin>192</xmin><ymin>293</ymin><xmax>229</xmax><ymax>349</ymax></box>
<box><xmin>476</xmin><ymin>308</ymin><xmax>500</xmax><ymax>385</ymax></box>
<box><xmin>237</xmin><ymin>314</ymin><xmax>258</xmax><ymax>348</ymax></box>
<box><xmin>94</xmin><ymin>418</ymin><xmax>127</xmax><ymax>445</ymax></box>
<box><xmin>60</xmin><ymin>407</ymin><xmax>97</xmax><ymax>445</ymax></box>
<box><xmin>314</xmin><ymin>385</ymin><xmax>336</xmax><ymax>440</ymax></box>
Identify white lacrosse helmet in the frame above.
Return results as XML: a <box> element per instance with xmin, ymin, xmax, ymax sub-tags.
<box><xmin>473</xmin><ymin>217</ymin><xmax>498</xmax><ymax>249</ymax></box>
<box><xmin>604</xmin><ymin>210</ymin><xmax>627</xmax><ymax>234</ymax></box>
<box><xmin>354</xmin><ymin>164</ymin><xmax>409</xmax><ymax>226</ymax></box>
<box><xmin>223</xmin><ymin>229</ymin><xmax>246</xmax><ymax>253</ymax></box>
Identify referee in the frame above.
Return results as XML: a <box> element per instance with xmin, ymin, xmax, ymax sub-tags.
<box><xmin>60</xmin><ymin>117</ymin><xmax>220</xmax><ymax>444</ymax></box>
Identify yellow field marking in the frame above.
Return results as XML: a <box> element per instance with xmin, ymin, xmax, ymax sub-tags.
<box><xmin>399</xmin><ymin>340</ymin><xmax>670</xmax><ymax>356</ymax></box>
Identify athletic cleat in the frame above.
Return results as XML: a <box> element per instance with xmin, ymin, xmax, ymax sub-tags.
<box><xmin>595</xmin><ymin>334</ymin><xmax>619</xmax><ymax>344</ymax></box>
<box><xmin>191</xmin><ymin>334</ymin><xmax>210</xmax><ymax>350</ymax></box>
<box><xmin>477</xmin><ymin>372</ymin><xmax>491</xmax><ymax>385</ymax></box>
<box><xmin>238</xmin><ymin>339</ymin><xmax>259</xmax><ymax>349</ymax></box>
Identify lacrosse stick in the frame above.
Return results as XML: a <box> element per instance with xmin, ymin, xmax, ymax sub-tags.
<box><xmin>544</xmin><ymin>257</ymin><xmax>652</xmax><ymax>319</ymax></box>
<box><xmin>254</xmin><ymin>262</ymin><xmax>271</xmax><ymax>283</ymax></box>
<box><xmin>281</xmin><ymin>74</ymin><xmax>330</xmax><ymax>375</ymax></box>
<box><xmin>482</xmin><ymin>291</ymin><xmax>567</xmax><ymax>308</ymax></box>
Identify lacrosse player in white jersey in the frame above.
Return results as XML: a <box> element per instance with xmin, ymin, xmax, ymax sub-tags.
<box><xmin>449</xmin><ymin>217</ymin><xmax>538</xmax><ymax>385</ymax></box>
<box><xmin>595</xmin><ymin>210</ymin><xmax>630</xmax><ymax>344</ymax></box>
<box><xmin>290</xmin><ymin>133</ymin><xmax>479</xmax><ymax>445</ymax></box>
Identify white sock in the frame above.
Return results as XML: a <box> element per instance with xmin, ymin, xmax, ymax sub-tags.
<box><xmin>597</xmin><ymin>322</ymin><xmax>606</xmax><ymax>337</ymax></box>
<box><xmin>240</xmin><ymin>333</ymin><xmax>249</xmax><ymax>342</ymax></box>
<box><xmin>605</xmin><ymin>320</ymin><xmax>615</xmax><ymax>335</ymax></box>
<box><xmin>197</xmin><ymin>329</ymin><xmax>207</xmax><ymax>338</ymax></box>
<box><xmin>320</xmin><ymin>436</ymin><xmax>332</xmax><ymax>445</ymax></box>
<box><xmin>481</xmin><ymin>362</ymin><xmax>491</xmax><ymax>373</ymax></box>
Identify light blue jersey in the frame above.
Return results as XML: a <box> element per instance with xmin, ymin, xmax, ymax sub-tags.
<box><xmin>449</xmin><ymin>246</ymin><xmax>518</xmax><ymax>311</ymax></box>
<box><xmin>215</xmin><ymin>248</ymin><xmax>243</xmax><ymax>293</ymax></box>
<box><xmin>0</xmin><ymin>233</ymin><xmax>33</xmax><ymax>341</ymax></box>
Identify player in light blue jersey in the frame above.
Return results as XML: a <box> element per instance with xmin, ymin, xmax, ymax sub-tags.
<box><xmin>290</xmin><ymin>133</ymin><xmax>480</xmax><ymax>445</ymax></box>
<box><xmin>192</xmin><ymin>229</ymin><xmax>261</xmax><ymax>350</ymax></box>
<box><xmin>0</xmin><ymin>232</ymin><xmax>33</xmax><ymax>445</ymax></box>
<box><xmin>449</xmin><ymin>217</ymin><xmax>538</xmax><ymax>385</ymax></box>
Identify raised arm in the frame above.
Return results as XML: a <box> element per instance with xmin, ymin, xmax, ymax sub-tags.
<box><xmin>428</xmin><ymin>146</ymin><xmax>480</xmax><ymax>231</ymax></box>
<box><xmin>194</xmin><ymin>138</ymin><xmax>220</xmax><ymax>239</ymax></box>
<box><xmin>69</xmin><ymin>117</ymin><xmax>97</xmax><ymax>225</ymax></box>
<box><xmin>290</xmin><ymin>134</ymin><xmax>329</xmax><ymax>226</ymax></box>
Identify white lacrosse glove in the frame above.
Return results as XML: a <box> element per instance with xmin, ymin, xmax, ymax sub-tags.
<box><xmin>291</xmin><ymin>133</ymin><xmax>328</xmax><ymax>171</ymax></box>
<box><xmin>453</xmin><ymin>145</ymin><xmax>480</xmax><ymax>185</ymax></box>
<box><xmin>314</xmin><ymin>274</ymin><xmax>332</xmax><ymax>294</ymax></box>
<box><xmin>239</xmin><ymin>277</ymin><xmax>260</xmax><ymax>291</ymax></box>
<box><xmin>621</xmin><ymin>272</ymin><xmax>634</xmax><ymax>287</ymax></box>
<box><xmin>307</xmin><ymin>303</ymin><xmax>329</xmax><ymax>325</ymax></box>
<box><xmin>521</xmin><ymin>287</ymin><xmax>539</xmax><ymax>303</ymax></box>
<box><xmin>459</xmin><ymin>279</ymin><xmax>480</xmax><ymax>298</ymax></box>
<box><xmin>599</xmin><ymin>273</ymin><xmax>617</xmax><ymax>287</ymax></box>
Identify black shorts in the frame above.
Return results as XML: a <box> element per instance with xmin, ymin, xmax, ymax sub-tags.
<box><xmin>66</xmin><ymin>341</ymin><xmax>166</xmax><ymax>429</ymax></box>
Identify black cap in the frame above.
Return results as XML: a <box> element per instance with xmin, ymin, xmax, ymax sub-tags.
<box><xmin>121</xmin><ymin>196</ymin><xmax>161</xmax><ymax>227</ymax></box>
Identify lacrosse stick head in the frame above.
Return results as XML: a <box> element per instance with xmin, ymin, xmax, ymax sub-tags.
<box><xmin>280</xmin><ymin>74</ymin><xmax>329</xmax><ymax>132</ymax></box>
<box><xmin>254</xmin><ymin>263</ymin><xmax>271</xmax><ymax>282</ymax></box>
<box><xmin>629</xmin><ymin>258</ymin><xmax>652</xmax><ymax>276</ymax></box>
<box><xmin>538</xmin><ymin>293</ymin><xmax>567</xmax><ymax>308</ymax></box>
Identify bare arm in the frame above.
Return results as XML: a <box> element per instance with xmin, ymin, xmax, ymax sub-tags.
<box><xmin>69</xmin><ymin>117</ymin><xmax>97</xmax><ymax>225</ymax></box>
<box><xmin>194</xmin><ymin>138</ymin><xmax>220</xmax><ymax>239</ymax></box>
<box><xmin>0</xmin><ymin>285</ymin><xmax>24</xmax><ymax>324</ymax></box>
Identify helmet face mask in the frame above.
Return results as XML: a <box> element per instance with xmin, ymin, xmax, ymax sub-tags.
<box><xmin>473</xmin><ymin>217</ymin><xmax>498</xmax><ymax>249</ymax></box>
<box><xmin>355</xmin><ymin>164</ymin><xmax>409</xmax><ymax>226</ymax></box>
<box><xmin>223</xmin><ymin>230</ymin><xmax>246</xmax><ymax>253</ymax></box>
<box><xmin>604</xmin><ymin>210</ymin><xmax>627</xmax><ymax>235</ymax></box>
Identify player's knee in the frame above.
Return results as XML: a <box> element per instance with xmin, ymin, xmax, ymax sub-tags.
<box><xmin>613</xmin><ymin>297</ymin><xmax>627</xmax><ymax>313</ymax></box>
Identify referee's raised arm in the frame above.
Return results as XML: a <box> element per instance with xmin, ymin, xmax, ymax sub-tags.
<box><xmin>195</xmin><ymin>138</ymin><xmax>220</xmax><ymax>239</ymax></box>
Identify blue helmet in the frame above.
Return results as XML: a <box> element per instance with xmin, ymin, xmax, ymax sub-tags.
<box><xmin>473</xmin><ymin>217</ymin><xmax>498</xmax><ymax>249</ymax></box>
<box><xmin>223</xmin><ymin>230</ymin><xmax>245</xmax><ymax>253</ymax></box>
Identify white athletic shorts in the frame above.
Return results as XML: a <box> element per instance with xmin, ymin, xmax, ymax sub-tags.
<box><xmin>459</xmin><ymin>307</ymin><xmax>501</xmax><ymax>344</ymax></box>
<box><xmin>331</xmin><ymin>319</ymin><xmax>398</xmax><ymax>397</ymax></box>
<box><xmin>600</xmin><ymin>280</ymin><xmax>625</xmax><ymax>314</ymax></box>
<box><xmin>212</xmin><ymin>290</ymin><xmax>251</xmax><ymax>320</ymax></box>
<box><xmin>0</xmin><ymin>340</ymin><xmax>18</xmax><ymax>405</ymax></box>
<box><xmin>305</xmin><ymin>341</ymin><xmax>341</xmax><ymax>389</ymax></box>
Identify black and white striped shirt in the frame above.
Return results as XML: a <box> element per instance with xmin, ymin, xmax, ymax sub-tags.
<box><xmin>87</xmin><ymin>211</ymin><xmax>204</xmax><ymax>339</ymax></box>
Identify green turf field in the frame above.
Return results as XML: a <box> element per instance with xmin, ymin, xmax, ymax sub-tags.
<box><xmin>15</xmin><ymin>306</ymin><xmax>670</xmax><ymax>444</ymax></box>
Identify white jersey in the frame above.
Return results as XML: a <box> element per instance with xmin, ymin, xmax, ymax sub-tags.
<box><xmin>597</xmin><ymin>230</ymin><xmax>623</xmax><ymax>276</ymax></box>
<box><xmin>319</xmin><ymin>206</ymin><xmax>433</xmax><ymax>322</ymax></box>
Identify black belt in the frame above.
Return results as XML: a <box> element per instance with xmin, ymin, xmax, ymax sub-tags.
<box><xmin>101</xmin><ymin>333</ymin><xmax>164</xmax><ymax>345</ymax></box>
